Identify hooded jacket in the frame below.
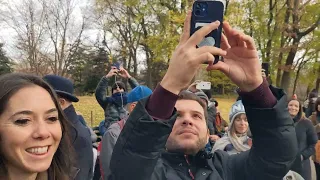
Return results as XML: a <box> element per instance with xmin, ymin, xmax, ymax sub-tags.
<box><xmin>109</xmin><ymin>86</ymin><xmax>298</xmax><ymax>180</ymax></box>
<box><xmin>95</xmin><ymin>76</ymin><xmax>139</xmax><ymax>125</ymax></box>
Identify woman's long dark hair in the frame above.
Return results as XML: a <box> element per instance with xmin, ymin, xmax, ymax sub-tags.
<box><xmin>0</xmin><ymin>73</ymin><xmax>75</xmax><ymax>179</ymax></box>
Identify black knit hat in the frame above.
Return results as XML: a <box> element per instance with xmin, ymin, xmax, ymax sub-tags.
<box><xmin>111</xmin><ymin>81</ymin><xmax>126</xmax><ymax>92</ymax></box>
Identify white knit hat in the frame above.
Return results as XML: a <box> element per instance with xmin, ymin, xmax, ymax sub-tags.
<box><xmin>229</xmin><ymin>100</ymin><xmax>246</xmax><ymax>124</ymax></box>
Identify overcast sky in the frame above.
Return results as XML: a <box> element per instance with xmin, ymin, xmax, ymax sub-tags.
<box><xmin>0</xmin><ymin>0</ymin><xmax>100</xmax><ymax>58</ymax></box>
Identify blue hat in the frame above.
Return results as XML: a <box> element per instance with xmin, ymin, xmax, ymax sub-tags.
<box><xmin>127</xmin><ymin>86</ymin><xmax>152</xmax><ymax>103</ymax></box>
<box><xmin>43</xmin><ymin>75</ymin><xmax>79</xmax><ymax>102</ymax></box>
<box><xmin>229</xmin><ymin>100</ymin><xmax>245</xmax><ymax>123</ymax></box>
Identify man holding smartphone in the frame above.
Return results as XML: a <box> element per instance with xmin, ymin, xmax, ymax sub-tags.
<box><xmin>95</xmin><ymin>66</ymin><xmax>139</xmax><ymax>131</ymax></box>
<box><xmin>109</xmin><ymin>11</ymin><xmax>297</xmax><ymax>180</ymax></box>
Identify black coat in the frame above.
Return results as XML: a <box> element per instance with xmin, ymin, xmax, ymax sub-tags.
<box><xmin>290</xmin><ymin>119</ymin><xmax>317</xmax><ymax>180</ymax></box>
<box><xmin>110</xmin><ymin>87</ymin><xmax>298</xmax><ymax>180</ymax></box>
<box><xmin>64</xmin><ymin>105</ymin><xmax>94</xmax><ymax>180</ymax></box>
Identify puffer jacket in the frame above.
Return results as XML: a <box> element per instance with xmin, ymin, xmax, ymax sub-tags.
<box><xmin>95</xmin><ymin>76</ymin><xmax>139</xmax><ymax>125</ymax></box>
<box><xmin>109</xmin><ymin>86</ymin><xmax>298</xmax><ymax>180</ymax></box>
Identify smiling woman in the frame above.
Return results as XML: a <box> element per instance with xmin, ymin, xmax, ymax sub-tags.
<box><xmin>288</xmin><ymin>99</ymin><xmax>318</xmax><ymax>180</ymax></box>
<box><xmin>0</xmin><ymin>73</ymin><xmax>75</xmax><ymax>180</ymax></box>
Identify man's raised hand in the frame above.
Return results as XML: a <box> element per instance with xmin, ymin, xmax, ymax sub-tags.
<box><xmin>160</xmin><ymin>11</ymin><xmax>227</xmax><ymax>95</ymax></box>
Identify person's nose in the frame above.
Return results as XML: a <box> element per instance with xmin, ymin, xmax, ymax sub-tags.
<box><xmin>32</xmin><ymin>120</ymin><xmax>51</xmax><ymax>140</ymax></box>
<box><xmin>240</xmin><ymin>119</ymin><xmax>246</xmax><ymax>126</ymax></box>
<box><xmin>181</xmin><ymin>115</ymin><xmax>194</xmax><ymax>126</ymax></box>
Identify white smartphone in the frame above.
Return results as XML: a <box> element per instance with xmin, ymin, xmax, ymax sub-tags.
<box><xmin>196</xmin><ymin>81</ymin><xmax>211</xmax><ymax>90</ymax></box>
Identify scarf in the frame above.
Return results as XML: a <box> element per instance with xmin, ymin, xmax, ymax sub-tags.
<box><xmin>106</xmin><ymin>92</ymin><xmax>128</xmax><ymax>107</ymax></box>
<box><xmin>211</xmin><ymin>131</ymin><xmax>251</xmax><ymax>153</ymax></box>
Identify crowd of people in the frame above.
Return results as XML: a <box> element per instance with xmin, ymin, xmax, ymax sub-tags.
<box><xmin>0</xmin><ymin>10</ymin><xmax>319</xmax><ymax>180</ymax></box>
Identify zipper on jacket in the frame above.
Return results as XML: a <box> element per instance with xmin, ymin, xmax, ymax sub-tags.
<box><xmin>184</xmin><ymin>155</ymin><xmax>195</xmax><ymax>180</ymax></box>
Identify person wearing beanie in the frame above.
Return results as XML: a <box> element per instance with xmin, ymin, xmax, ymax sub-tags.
<box><xmin>95</xmin><ymin>66</ymin><xmax>139</xmax><ymax>131</ymax></box>
<box><xmin>99</xmin><ymin>86</ymin><xmax>152</xmax><ymax>179</ymax></box>
<box><xmin>187</xmin><ymin>82</ymin><xmax>219</xmax><ymax>138</ymax></box>
<box><xmin>211</xmin><ymin>100</ymin><xmax>251</xmax><ymax>155</ymax></box>
<box><xmin>43</xmin><ymin>75</ymin><xmax>94</xmax><ymax>180</ymax></box>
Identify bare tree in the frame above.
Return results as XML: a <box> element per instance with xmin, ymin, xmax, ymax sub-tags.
<box><xmin>0</xmin><ymin>0</ymin><xmax>48</xmax><ymax>75</ymax></box>
<box><xmin>42</xmin><ymin>0</ymin><xmax>88</xmax><ymax>76</ymax></box>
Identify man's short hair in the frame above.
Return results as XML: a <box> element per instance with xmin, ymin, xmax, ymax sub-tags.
<box><xmin>178</xmin><ymin>90</ymin><xmax>208</xmax><ymax>123</ymax></box>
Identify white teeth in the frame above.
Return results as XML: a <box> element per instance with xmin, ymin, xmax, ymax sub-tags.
<box><xmin>26</xmin><ymin>146</ymin><xmax>48</xmax><ymax>155</ymax></box>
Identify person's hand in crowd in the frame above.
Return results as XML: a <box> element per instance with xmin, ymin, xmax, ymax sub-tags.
<box><xmin>106</xmin><ymin>67</ymin><xmax>119</xmax><ymax>78</ymax></box>
<box><xmin>160</xmin><ymin>11</ymin><xmax>227</xmax><ymax>95</ymax></box>
<box><xmin>207</xmin><ymin>22</ymin><xmax>263</xmax><ymax>92</ymax></box>
<box><xmin>224</xmin><ymin>127</ymin><xmax>229</xmax><ymax>132</ymax></box>
<box><xmin>118</xmin><ymin>67</ymin><xmax>132</xmax><ymax>79</ymax></box>
<box><xmin>209</xmin><ymin>135</ymin><xmax>220</xmax><ymax>142</ymax></box>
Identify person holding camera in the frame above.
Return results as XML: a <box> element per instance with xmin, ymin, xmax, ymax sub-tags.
<box><xmin>95</xmin><ymin>66</ymin><xmax>139</xmax><ymax>132</ymax></box>
<box><xmin>109</xmin><ymin>12</ymin><xmax>298</xmax><ymax>180</ymax></box>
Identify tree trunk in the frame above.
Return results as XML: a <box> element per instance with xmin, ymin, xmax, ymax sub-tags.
<box><xmin>280</xmin><ymin>38</ymin><xmax>300</xmax><ymax>92</ymax></box>
<box><xmin>292</xmin><ymin>64</ymin><xmax>304</xmax><ymax>95</ymax></box>
<box><xmin>316</xmin><ymin>64</ymin><xmax>320</xmax><ymax>92</ymax></box>
<box><xmin>275</xmin><ymin>3</ymin><xmax>291</xmax><ymax>86</ymax></box>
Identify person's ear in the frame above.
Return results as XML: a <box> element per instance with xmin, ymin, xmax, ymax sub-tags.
<box><xmin>58</xmin><ymin>98</ymin><xmax>66</xmax><ymax>106</ymax></box>
<box><xmin>130</xmin><ymin>103</ymin><xmax>137</xmax><ymax>112</ymax></box>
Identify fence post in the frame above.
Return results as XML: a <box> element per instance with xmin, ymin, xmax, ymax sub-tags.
<box><xmin>91</xmin><ymin>111</ymin><xmax>93</xmax><ymax>127</ymax></box>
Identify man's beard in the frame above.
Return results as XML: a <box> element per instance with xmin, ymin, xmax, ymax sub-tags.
<box><xmin>165</xmin><ymin>135</ymin><xmax>207</xmax><ymax>155</ymax></box>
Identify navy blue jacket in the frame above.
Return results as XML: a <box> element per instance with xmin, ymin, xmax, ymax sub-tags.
<box><xmin>64</xmin><ymin>105</ymin><xmax>94</xmax><ymax>180</ymax></box>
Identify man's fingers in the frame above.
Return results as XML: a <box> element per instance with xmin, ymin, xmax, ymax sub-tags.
<box><xmin>193</xmin><ymin>52</ymin><xmax>215</xmax><ymax>65</ymax></box>
<box><xmin>222</xmin><ymin>22</ymin><xmax>238</xmax><ymax>47</ymax></box>
<box><xmin>179</xmin><ymin>11</ymin><xmax>192</xmax><ymax>44</ymax></box>
<box><xmin>242</xmin><ymin>34</ymin><xmax>256</xmax><ymax>50</ymax></box>
<box><xmin>187</xmin><ymin>21</ymin><xmax>221</xmax><ymax>46</ymax></box>
<box><xmin>235</xmin><ymin>33</ymin><xmax>247</xmax><ymax>48</ymax></box>
<box><xmin>195</xmin><ymin>46</ymin><xmax>227</xmax><ymax>57</ymax></box>
<box><xmin>220</xmin><ymin>33</ymin><xmax>230</xmax><ymax>50</ymax></box>
<box><xmin>206</xmin><ymin>61</ymin><xmax>230</xmax><ymax>75</ymax></box>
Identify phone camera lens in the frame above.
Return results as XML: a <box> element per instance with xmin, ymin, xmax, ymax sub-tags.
<box><xmin>196</xmin><ymin>3</ymin><xmax>201</xmax><ymax>9</ymax></box>
<box><xmin>195</xmin><ymin>10</ymin><xmax>201</xmax><ymax>16</ymax></box>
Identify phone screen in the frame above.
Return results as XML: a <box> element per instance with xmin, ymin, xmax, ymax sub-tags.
<box><xmin>190</xmin><ymin>0</ymin><xmax>225</xmax><ymax>64</ymax></box>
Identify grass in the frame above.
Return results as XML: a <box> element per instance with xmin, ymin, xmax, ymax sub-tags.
<box><xmin>74</xmin><ymin>96</ymin><xmax>236</xmax><ymax>127</ymax></box>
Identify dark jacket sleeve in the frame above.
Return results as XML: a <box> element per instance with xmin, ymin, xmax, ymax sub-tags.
<box><xmin>100</xmin><ymin>124</ymin><xmax>121</xmax><ymax>179</ymax></box>
<box><xmin>301</xmin><ymin>119</ymin><xmax>317</xmax><ymax>160</ymax></box>
<box><xmin>128</xmin><ymin>77</ymin><xmax>139</xmax><ymax>89</ymax></box>
<box><xmin>228</xmin><ymin>86</ymin><xmax>298</xmax><ymax>180</ymax></box>
<box><xmin>109</xmin><ymin>98</ymin><xmax>176</xmax><ymax>180</ymax></box>
<box><xmin>95</xmin><ymin>76</ymin><xmax>110</xmax><ymax>109</ymax></box>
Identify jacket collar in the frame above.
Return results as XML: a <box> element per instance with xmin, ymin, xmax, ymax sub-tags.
<box><xmin>161</xmin><ymin>150</ymin><xmax>213</xmax><ymax>169</ymax></box>
<box><xmin>63</xmin><ymin>104</ymin><xmax>78</xmax><ymax>124</ymax></box>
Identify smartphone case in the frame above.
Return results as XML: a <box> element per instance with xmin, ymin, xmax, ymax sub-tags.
<box><xmin>190</xmin><ymin>0</ymin><xmax>225</xmax><ymax>63</ymax></box>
